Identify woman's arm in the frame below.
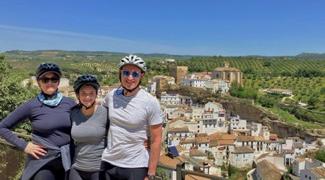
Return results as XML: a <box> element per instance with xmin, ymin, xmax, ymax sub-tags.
<box><xmin>0</xmin><ymin>101</ymin><xmax>32</xmax><ymax>150</ymax></box>
<box><xmin>0</xmin><ymin>100</ymin><xmax>47</xmax><ymax>159</ymax></box>
<box><xmin>147</xmin><ymin>123</ymin><xmax>162</xmax><ymax>176</ymax></box>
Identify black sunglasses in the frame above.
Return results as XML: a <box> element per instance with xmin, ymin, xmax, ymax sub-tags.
<box><xmin>40</xmin><ymin>77</ymin><xmax>60</xmax><ymax>84</ymax></box>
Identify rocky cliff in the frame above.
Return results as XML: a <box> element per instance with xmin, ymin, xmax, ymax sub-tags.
<box><xmin>221</xmin><ymin>100</ymin><xmax>325</xmax><ymax>143</ymax></box>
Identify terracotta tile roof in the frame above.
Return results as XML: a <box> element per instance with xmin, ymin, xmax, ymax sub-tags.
<box><xmin>233</xmin><ymin>146</ymin><xmax>254</xmax><ymax>154</ymax></box>
<box><xmin>218</xmin><ymin>139</ymin><xmax>235</xmax><ymax>146</ymax></box>
<box><xmin>180</xmin><ymin>138</ymin><xmax>196</xmax><ymax>144</ymax></box>
<box><xmin>269</xmin><ymin>134</ymin><xmax>278</xmax><ymax>140</ymax></box>
<box><xmin>169</xmin><ymin>127</ymin><xmax>190</xmax><ymax>133</ymax></box>
<box><xmin>209</xmin><ymin>140</ymin><xmax>219</xmax><ymax>147</ymax></box>
<box><xmin>195</xmin><ymin>136</ymin><xmax>209</xmax><ymax>144</ymax></box>
<box><xmin>185</xmin><ymin>174</ymin><xmax>211</xmax><ymax>180</ymax></box>
<box><xmin>309</xmin><ymin>166</ymin><xmax>325</xmax><ymax>178</ymax></box>
<box><xmin>256</xmin><ymin>160</ymin><xmax>282</xmax><ymax>180</ymax></box>
<box><xmin>209</xmin><ymin>133</ymin><xmax>237</xmax><ymax>141</ymax></box>
<box><xmin>190</xmin><ymin>149</ymin><xmax>207</xmax><ymax>157</ymax></box>
<box><xmin>176</xmin><ymin>145</ymin><xmax>186</xmax><ymax>152</ymax></box>
<box><xmin>210</xmin><ymin>139</ymin><xmax>235</xmax><ymax>147</ymax></box>
<box><xmin>159</xmin><ymin>154</ymin><xmax>186</xmax><ymax>169</ymax></box>
<box><xmin>236</xmin><ymin>135</ymin><xmax>265</xmax><ymax>142</ymax></box>
<box><xmin>255</xmin><ymin>136</ymin><xmax>265</xmax><ymax>141</ymax></box>
<box><xmin>196</xmin><ymin>133</ymin><xmax>208</xmax><ymax>137</ymax></box>
<box><xmin>208</xmin><ymin>133</ymin><xmax>236</xmax><ymax>147</ymax></box>
<box><xmin>214</xmin><ymin>67</ymin><xmax>241</xmax><ymax>72</ymax></box>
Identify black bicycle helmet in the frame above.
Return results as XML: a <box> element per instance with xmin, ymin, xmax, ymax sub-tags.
<box><xmin>36</xmin><ymin>63</ymin><xmax>62</xmax><ymax>79</ymax></box>
<box><xmin>73</xmin><ymin>74</ymin><xmax>100</xmax><ymax>94</ymax></box>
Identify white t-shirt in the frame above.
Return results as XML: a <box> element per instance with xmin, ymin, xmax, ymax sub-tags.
<box><xmin>101</xmin><ymin>88</ymin><xmax>163</xmax><ymax>168</ymax></box>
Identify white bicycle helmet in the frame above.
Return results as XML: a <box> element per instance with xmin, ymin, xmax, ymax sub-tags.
<box><xmin>119</xmin><ymin>54</ymin><xmax>147</xmax><ymax>72</ymax></box>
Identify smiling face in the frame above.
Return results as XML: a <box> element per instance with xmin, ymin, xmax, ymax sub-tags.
<box><xmin>120</xmin><ymin>64</ymin><xmax>144</xmax><ymax>92</ymax></box>
<box><xmin>77</xmin><ymin>85</ymin><xmax>97</xmax><ymax>107</ymax></box>
<box><xmin>37</xmin><ymin>72</ymin><xmax>60</xmax><ymax>95</ymax></box>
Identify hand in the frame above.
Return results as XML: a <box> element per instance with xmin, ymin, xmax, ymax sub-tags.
<box><xmin>144</xmin><ymin>175</ymin><xmax>155</xmax><ymax>180</ymax></box>
<box><xmin>144</xmin><ymin>139</ymin><xmax>151</xmax><ymax>150</ymax></box>
<box><xmin>24</xmin><ymin>142</ymin><xmax>47</xmax><ymax>159</ymax></box>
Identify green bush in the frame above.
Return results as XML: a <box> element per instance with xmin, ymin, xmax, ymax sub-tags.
<box><xmin>315</xmin><ymin>149</ymin><xmax>325</xmax><ymax>163</ymax></box>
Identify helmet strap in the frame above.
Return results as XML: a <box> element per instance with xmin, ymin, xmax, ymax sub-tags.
<box><xmin>122</xmin><ymin>80</ymin><xmax>141</xmax><ymax>96</ymax></box>
<box><xmin>79</xmin><ymin>101</ymin><xmax>96</xmax><ymax>110</ymax></box>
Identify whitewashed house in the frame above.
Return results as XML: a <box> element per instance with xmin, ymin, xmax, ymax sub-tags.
<box><xmin>205</xmin><ymin>79</ymin><xmax>230</xmax><ymax>93</ymax></box>
<box><xmin>229</xmin><ymin>115</ymin><xmax>247</xmax><ymax>131</ymax></box>
<box><xmin>147</xmin><ymin>81</ymin><xmax>157</xmax><ymax>95</ymax></box>
<box><xmin>190</xmin><ymin>149</ymin><xmax>207</xmax><ymax>161</ymax></box>
<box><xmin>167</xmin><ymin>127</ymin><xmax>193</xmax><ymax>146</ymax></box>
<box><xmin>191</xmin><ymin>106</ymin><xmax>204</xmax><ymax>120</ymax></box>
<box><xmin>195</xmin><ymin>135</ymin><xmax>210</xmax><ymax>151</ymax></box>
<box><xmin>300</xmin><ymin>166</ymin><xmax>325</xmax><ymax>180</ymax></box>
<box><xmin>282</xmin><ymin>137</ymin><xmax>307</xmax><ymax>165</ymax></box>
<box><xmin>209</xmin><ymin>133</ymin><xmax>237</xmax><ymax>166</ymax></box>
<box><xmin>235</xmin><ymin>136</ymin><xmax>266</xmax><ymax>152</ymax></box>
<box><xmin>182</xmin><ymin>72</ymin><xmax>212</xmax><ymax>89</ymax></box>
<box><xmin>229</xmin><ymin>146</ymin><xmax>254</xmax><ymax>168</ymax></box>
<box><xmin>292</xmin><ymin>158</ymin><xmax>324</xmax><ymax>177</ymax></box>
<box><xmin>160</xmin><ymin>92</ymin><xmax>193</xmax><ymax>106</ymax></box>
<box><xmin>180</xmin><ymin>138</ymin><xmax>195</xmax><ymax>150</ymax></box>
<box><xmin>200</xmin><ymin>102</ymin><xmax>227</xmax><ymax>134</ymax></box>
<box><xmin>162</xmin><ymin>105</ymin><xmax>178</xmax><ymax>120</ymax></box>
<box><xmin>160</xmin><ymin>93</ymin><xmax>182</xmax><ymax>105</ymax></box>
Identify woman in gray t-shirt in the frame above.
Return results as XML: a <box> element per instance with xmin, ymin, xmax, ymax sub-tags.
<box><xmin>69</xmin><ymin>75</ymin><xmax>108</xmax><ymax>180</ymax></box>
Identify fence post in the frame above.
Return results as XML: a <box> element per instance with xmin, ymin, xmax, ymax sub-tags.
<box><xmin>176</xmin><ymin>163</ymin><xmax>184</xmax><ymax>180</ymax></box>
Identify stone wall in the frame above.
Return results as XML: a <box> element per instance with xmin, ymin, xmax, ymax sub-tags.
<box><xmin>0</xmin><ymin>141</ymin><xmax>25</xmax><ymax>180</ymax></box>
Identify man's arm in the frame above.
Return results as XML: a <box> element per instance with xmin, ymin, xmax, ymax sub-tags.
<box><xmin>147</xmin><ymin>123</ymin><xmax>163</xmax><ymax>176</ymax></box>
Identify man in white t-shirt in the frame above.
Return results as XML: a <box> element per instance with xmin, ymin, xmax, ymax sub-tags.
<box><xmin>101</xmin><ymin>54</ymin><xmax>163</xmax><ymax>180</ymax></box>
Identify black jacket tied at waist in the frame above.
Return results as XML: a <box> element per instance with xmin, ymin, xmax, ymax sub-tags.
<box><xmin>21</xmin><ymin>134</ymin><xmax>71</xmax><ymax>180</ymax></box>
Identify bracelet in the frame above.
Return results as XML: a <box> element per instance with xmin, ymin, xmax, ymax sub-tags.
<box><xmin>148</xmin><ymin>174</ymin><xmax>155</xmax><ymax>180</ymax></box>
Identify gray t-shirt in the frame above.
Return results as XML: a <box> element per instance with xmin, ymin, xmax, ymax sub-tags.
<box><xmin>101</xmin><ymin>88</ymin><xmax>163</xmax><ymax>168</ymax></box>
<box><xmin>71</xmin><ymin>105</ymin><xmax>108</xmax><ymax>171</ymax></box>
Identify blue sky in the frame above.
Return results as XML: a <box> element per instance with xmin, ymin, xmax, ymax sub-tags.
<box><xmin>0</xmin><ymin>0</ymin><xmax>324</xmax><ymax>56</ymax></box>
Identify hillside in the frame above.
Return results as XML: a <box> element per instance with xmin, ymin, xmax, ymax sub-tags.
<box><xmin>296</xmin><ymin>52</ymin><xmax>325</xmax><ymax>60</ymax></box>
<box><xmin>1</xmin><ymin>50</ymin><xmax>324</xmax><ymax>132</ymax></box>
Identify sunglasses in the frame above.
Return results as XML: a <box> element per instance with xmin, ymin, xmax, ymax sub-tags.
<box><xmin>121</xmin><ymin>70</ymin><xmax>141</xmax><ymax>78</ymax></box>
<box><xmin>40</xmin><ymin>77</ymin><xmax>60</xmax><ymax>84</ymax></box>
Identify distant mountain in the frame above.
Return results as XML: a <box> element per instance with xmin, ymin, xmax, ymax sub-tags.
<box><xmin>4</xmin><ymin>50</ymin><xmax>325</xmax><ymax>61</ymax></box>
<box><xmin>296</xmin><ymin>52</ymin><xmax>325</xmax><ymax>60</ymax></box>
<box><xmin>3</xmin><ymin>50</ymin><xmax>193</xmax><ymax>61</ymax></box>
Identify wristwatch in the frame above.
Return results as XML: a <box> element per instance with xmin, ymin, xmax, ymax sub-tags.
<box><xmin>148</xmin><ymin>175</ymin><xmax>155</xmax><ymax>180</ymax></box>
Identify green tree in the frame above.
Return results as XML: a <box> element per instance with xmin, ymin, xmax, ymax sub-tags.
<box><xmin>230</xmin><ymin>82</ymin><xmax>257</xmax><ymax>100</ymax></box>
<box><xmin>320</xmin><ymin>87</ymin><xmax>325</xmax><ymax>95</ymax></box>
<box><xmin>315</xmin><ymin>149</ymin><xmax>325</xmax><ymax>163</ymax></box>
<box><xmin>257</xmin><ymin>95</ymin><xmax>276</xmax><ymax>108</ymax></box>
<box><xmin>0</xmin><ymin>56</ymin><xmax>36</xmax><ymax>132</ymax></box>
